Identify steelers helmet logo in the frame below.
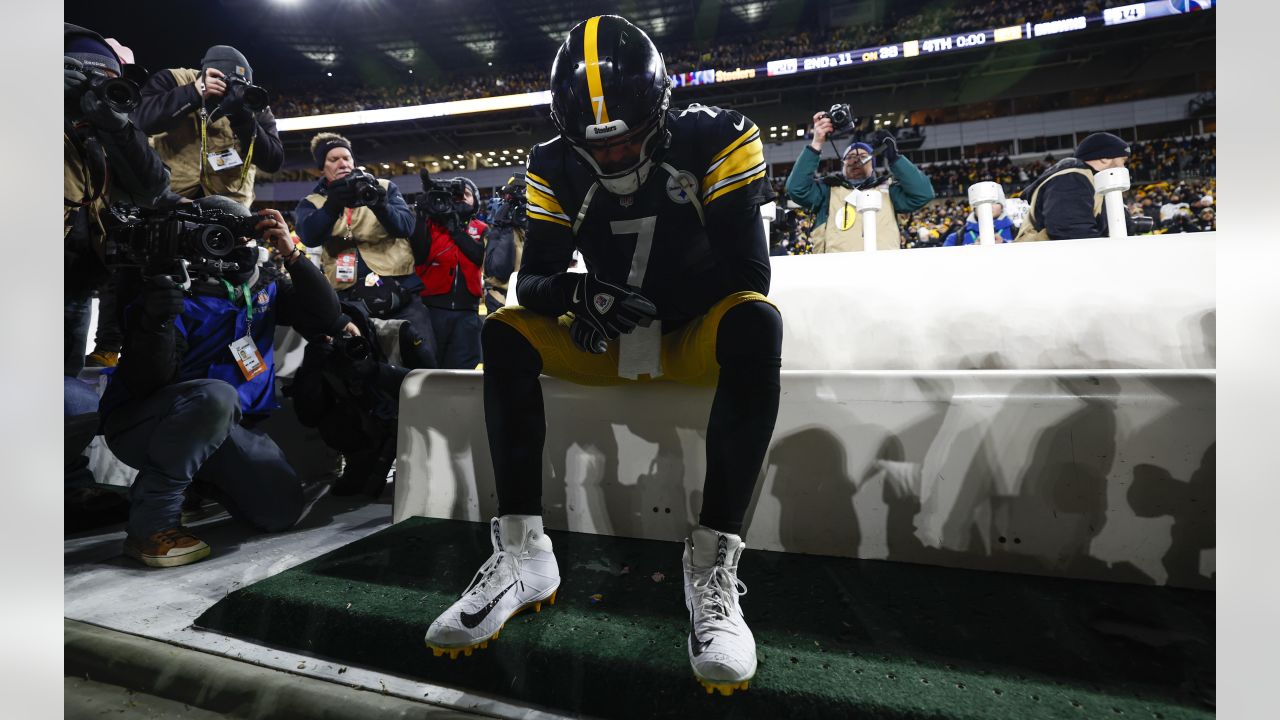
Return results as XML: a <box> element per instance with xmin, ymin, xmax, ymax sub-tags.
<box><xmin>593</xmin><ymin>292</ymin><xmax>615</xmax><ymax>314</ymax></box>
<box><xmin>665</xmin><ymin>170</ymin><xmax>698</xmax><ymax>205</ymax></box>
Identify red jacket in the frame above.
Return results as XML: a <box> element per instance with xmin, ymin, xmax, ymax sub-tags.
<box><xmin>416</xmin><ymin>218</ymin><xmax>487</xmax><ymax>299</ymax></box>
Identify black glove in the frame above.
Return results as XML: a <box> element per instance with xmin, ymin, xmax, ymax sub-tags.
<box><xmin>570</xmin><ymin>273</ymin><xmax>657</xmax><ymax>342</ymax></box>
<box><xmin>140</xmin><ymin>275</ymin><xmax>186</xmax><ymax>330</ymax></box>
<box><xmin>872</xmin><ymin>130</ymin><xmax>900</xmax><ymax>165</ymax></box>
<box><xmin>64</xmin><ymin>57</ymin><xmax>87</xmax><ymax>106</ymax></box>
<box><xmin>570</xmin><ymin>317</ymin><xmax>608</xmax><ymax>354</ymax></box>
<box><xmin>78</xmin><ymin>84</ymin><xmax>130</xmax><ymax>132</ymax></box>
<box><xmin>219</xmin><ymin>85</ymin><xmax>255</xmax><ymax>123</ymax></box>
<box><xmin>325</xmin><ymin>176</ymin><xmax>358</xmax><ymax>209</ymax></box>
<box><xmin>819</xmin><ymin>173</ymin><xmax>851</xmax><ymax>188</ymax></box>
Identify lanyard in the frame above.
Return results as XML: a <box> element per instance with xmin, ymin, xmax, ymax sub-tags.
<box><xmin>221</xmin><ymin>279</ymin><xmax>254</xmax><ymax>335</ymax></box>
<box><xmin>199</xmin><ymin>106</ymin><xmax>257</xmax><ymax>189</ymax></box>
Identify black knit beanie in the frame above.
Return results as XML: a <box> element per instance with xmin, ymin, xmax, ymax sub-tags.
<box><xmin>313</xmin><ymin>135</ymin><xmax>353</xmax><ymax>168</ymax></box>
<box><xmin>1074</xmin><ymin>132</ymin><xmax>1131</xmax><ymax>162</ymax></box>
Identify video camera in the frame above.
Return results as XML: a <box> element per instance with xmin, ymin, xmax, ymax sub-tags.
<box><xmin>416</xmin><ymin>169</ymin><xmax>469</xmax><ymax>219</ymax></box>
<box><xmin>491</xmin><ymin>174</ymin><xmax>528</xmax><ymax>229</ymax></box>
<box><xmin>64</xmin><ymin>57</ymin><xmax>140</xmax><ymax>113</ymax></box>
<box><xmin>103</xmin><ymin>204</ymin><xmax>264</xmax><ymax>287</ymax></box>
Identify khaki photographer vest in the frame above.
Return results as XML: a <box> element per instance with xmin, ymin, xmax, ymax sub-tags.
<box><xmin>1014</xmin><ymin>167</ymin><xmax>1102</xmax><ymax>242</ymax></box>
<box><xmin>64</xmin><ymin>133</ymin><xmax>106</xmax><ymax>245</ymax></box>
<box><xmin>149</xmin><ymin>68</ymin><xmax>256</xmax><ymax>207</ymax></box>
<box><xmin>304</xmin><ymin>180</ymin><xmax>415</xmax><ymax>291</ymax></box>
<box><xmin>810</xmin><ymin>185</ymin><xmax>901</xmax><ymax>253</ymax></box>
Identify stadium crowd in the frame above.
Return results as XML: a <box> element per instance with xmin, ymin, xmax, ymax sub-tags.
<box><xmin>272</xmin><ymin>0</ymin><xmax>1124</xmax><ymax>117</ymax></box>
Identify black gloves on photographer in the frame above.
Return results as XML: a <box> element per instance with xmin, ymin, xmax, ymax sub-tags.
<box><xmin>139</xmin><ymin>275</ymin><xmax>186</xmax><ymax>331</ymax></box>
<box><xmin>218</xmin><ymin>86</ymin><xmax>255</xmax><ymax>124</ymax></box>
<box><xmin>64</xmin><ymin>57</ymin><xmax>129</xmax><ymax>132</ymax></box>
<box><xmin>871</xmin><ymin>130</ymin><xmax>900</xmax><ymax>165</ymax></box>
<box><xmin>325</xmin><ymin>172</ymin><xmax>386</xmax><ymax>210</ymax></box>
<box><xmin>568</xmin><ymin>274</ymin><xmax>657</xmax><ymax>354</ymax></box>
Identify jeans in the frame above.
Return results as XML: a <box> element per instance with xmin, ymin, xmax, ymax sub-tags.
<box><xmin>104</xmin><ymin>379</ymin><xmax>302</xmax><ymax>538</ymax></box>
<box><xmin>427</xmin><ymin>305</ymin><xmax>483</xmax><ymax>369</ymax></box>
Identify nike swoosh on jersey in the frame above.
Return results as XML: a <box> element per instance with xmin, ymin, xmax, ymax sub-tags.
<box><xmin>733</xmin><ymin>116</ymin><xmax>746</xmax><ymax>131</ymax></box>
<box><xmin>460</xmin><ymin>582</ymin><xmax>516</xmax><ymax>629</ymax></box>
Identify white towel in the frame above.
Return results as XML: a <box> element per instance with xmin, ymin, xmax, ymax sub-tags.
<box><xmin>618</xmin><ymin>321</ymin><xmax>663</xmax><ymax>380</ymax></box>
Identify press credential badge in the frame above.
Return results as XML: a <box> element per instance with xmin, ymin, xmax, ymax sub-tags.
<box><xmin>230</xmin><ymin>335</ymin><xmax>266</xmax><ymax>381</ymax></box>
<box><xmin>208</xmin><ymin>148</ymin><xmax>244</xmax><ymax>171</ymax></box>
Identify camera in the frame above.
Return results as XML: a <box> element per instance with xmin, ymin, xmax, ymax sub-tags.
<box><xmin>821</xmin><ymin>103</ymin><xmax>857</xmax><ymax>138</ymax></box>
<box><xmin>103</xmin><ymin>204</ymin><xmax>264</xmax><ymax>284</ymax></box>
<box><xmin>417</xmin><ymin>169</ymin><xmax>467</xmax><ymax>219</ymax></box>
<box><xmin>226</xmin><ymin>76</ymin><xmax>269</xmax><ymax>112</ymax></box>
<box><xmin>491</xmin><ymin>175</ymin><xmax>528</xmax><ymax>229</ymax></box>
<box><xmin>1129</xmin><ymin>215</ymin><xmax>1156</xmax><ymax>235</ymax></box>
<box><xmin>65</xmin><ymin>57</ymin><xmax>140</xmax><ymax>113</ymax></box>
<box><xmin>345</xmin><ymin>170</ymin><xmax>383</xmax><ymax>207</ymax></box>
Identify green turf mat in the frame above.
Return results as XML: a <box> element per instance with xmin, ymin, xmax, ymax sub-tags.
<box><xmin>195</xmin><ymin>517</ymin><xmax>1213</xmax><ymax>719</ymax></box>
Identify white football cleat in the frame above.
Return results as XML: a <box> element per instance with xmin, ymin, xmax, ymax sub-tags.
<box><xmin>425</xmin><ymin>515</ymin><xmax>560</xmax><ymax>659</ymax></box>
<box><xmin>683</xmin><ymin>525</ymin><xmax>756</xmax><ymax>695</ymax></box>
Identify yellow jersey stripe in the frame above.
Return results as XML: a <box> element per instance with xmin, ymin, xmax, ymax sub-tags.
<box><xmin>704</xmin><ymin>169</ymin><xmax>767</xmax><ymax>206</ymax></box>
<box><xmin>708</xmin><ymin>126</ymin><xmax>758</xmax><ymax>165</ymax></box>
<box><xmin>527</xmin><ymin>206</ymin><xmax>572</xmax><ymax>228</ymax></box>
<box><xmin>526</xmin><ymin>183</ymin><xmax>565</xmax><ymax>216</ymax></box>
<box><xmin>526</xmin><ymin>170</ymin><xmax>554</xmax><ymax>189</ymax></box>
<box><xmin>702</xmin><ymin>137</ymin><xmax>765</xmax><ymax>196</ymax></box>
<box><xmin>584</xmin><ymin>16</ymin><xmax>609</xmax><ymax>124</ymax></box>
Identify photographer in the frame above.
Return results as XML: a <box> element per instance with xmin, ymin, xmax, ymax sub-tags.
<box><xmin>413</xmin><ymin>174</ymin><xmax>487</xmax><ymax>369</ymax></box>
<box><xmin>1015</xmin><ymin>132</ymin><xmax>1144</xmax><ymax>241</ymax></box>
<box><xmin>100</xmin><ymin>197</ymin><xmax>348</xmax><ymax>568</ymax></box>
<box><xmin>64</xmin><ymin>23</ymin><xmax>170</xmax><ymax>377</ymax></box>
<box><xmin>295</xmin><ymin>132</ymin><xmax>437</xmax><ymax>370</ymax></box>
<box><xmin>785</xmin><ymin>106</ymin><xmax>934</xmax><ymax>253</ymax></box>
<box><xmin>481</xmin><ymin>174</ymin><xmax>528</xmax><ymax>315</ymax></box>
<box><xmin>133</xmin><ymin>45</ymin><xmax>283</xmax><ymax>207</ymax></box>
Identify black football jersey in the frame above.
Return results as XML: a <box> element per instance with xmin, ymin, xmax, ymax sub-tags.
<box><xmin>520</xmin><ymin>103</ymin><xmax>775</xmax><ymax>328</ymax></box>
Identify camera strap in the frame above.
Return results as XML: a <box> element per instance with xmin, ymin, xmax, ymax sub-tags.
<box><xmin>63</xmin><ymin>118</ymin><xmax>109</xmax><ymax>207</ymax></box>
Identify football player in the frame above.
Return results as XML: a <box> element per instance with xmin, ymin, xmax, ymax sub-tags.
<box><xmin>424</xmin><ymin>15</ymin><xmax>782</xmax><ymax>696</ymax></box>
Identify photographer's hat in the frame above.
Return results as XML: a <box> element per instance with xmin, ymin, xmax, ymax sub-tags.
<box><xmin>842</xmin><ymin>141</ymin><xmax>875</xmax><ymax>166</ymax></box>
<box><xmin>65</xmin><ymin>23</ymin><xmax>122</xmax><ymax>76</ymax></box>
<box><xmin>1074</xmin><ymin>132</ymin><xmax>1131</xmax><ymax>162</ymax></box>
<box><xmin>311</xmin><ymin>132</ymin><xmax>353</xmax><ymax>168</ymax></box>
<box><xmin>201</xmin><ymin>45</ymin><xmax>252</xmax><ymax>83</ymax></box>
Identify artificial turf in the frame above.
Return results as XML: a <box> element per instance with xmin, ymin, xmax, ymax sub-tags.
<box><xmin>195</xmin><ymin>517</ymin><xmax>1213</xmax><ymax>719</ymax></box>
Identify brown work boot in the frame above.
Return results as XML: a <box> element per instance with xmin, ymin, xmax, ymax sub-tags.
<box><xmin>123</xmin><ymin>528</ymin><xmax>211</xmax><ymax>568</ymax></box>
<box><xmin>84</xmin><ymin>349</ymin><xmax>120</xmax><ymax>368</ymax></box>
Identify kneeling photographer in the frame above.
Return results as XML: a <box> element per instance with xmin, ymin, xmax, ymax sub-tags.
<box><xmin>412</xmin><ymin>171</ymin><xmax>487</xmax><ymax>369</ymax></box>
<box><xmin>64</xmin><ymin>23</ymin><xmax>170</xmax><ymax>377</ymax></box>
<box><xmin>133</xmin><ymin>45</ymin><xmax>283</xmax><ymax>207</ymax></box>
<box><xmin>785</xmin><ymin>104</ymin><xmax>934</xmax><ymax>252</ymax></box>
<box><xmin>295</xmin><ymin>132</ymin><xmax>437</xmax><ymax>369</ymax></box>
<box><xmin>100</xmin><ymin>197</ymin><xmax>348</xmax><ymax>568</ymax></box>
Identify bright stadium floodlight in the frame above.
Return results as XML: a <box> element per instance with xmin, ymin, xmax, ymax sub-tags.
<box><xmin>404</xmin><ymin>161</ymin><xmax>415</xmax><ymax>167</ymax></box>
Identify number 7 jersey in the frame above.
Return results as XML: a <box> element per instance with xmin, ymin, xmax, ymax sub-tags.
<box><xmin>520</xmin><ymin>103</ymin><xmax>775</xmax><ymax>328</ymax></box>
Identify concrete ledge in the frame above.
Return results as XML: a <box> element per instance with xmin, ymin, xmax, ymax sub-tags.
<box><xmin>64</xmin><ymin>619</ymin><xmax>484</xmax><ymax>720</ymax></box>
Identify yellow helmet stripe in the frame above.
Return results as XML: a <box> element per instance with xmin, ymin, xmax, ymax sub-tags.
<box><xmin>584</xmin><ymin>16</ymin><xmax>610</xmax><ymax>124</ymax></box>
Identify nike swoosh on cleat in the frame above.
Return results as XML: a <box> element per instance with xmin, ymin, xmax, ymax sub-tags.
<box><xmin>690</xmin><ymin>617</ymin><xmax>712</xmax><ymax>656</ymax></box>
<box><xmin>460</xmin><ymin>582</ymin><xmax>516</xmax><ymax>629</ymax></box>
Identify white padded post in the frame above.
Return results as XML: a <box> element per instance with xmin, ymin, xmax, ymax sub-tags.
<box><xmin>967</xmin><ymin>181</ymin><xmax>1005</xmax><ymax>246</ymax></box>
<box><xmin>1093</xmin><ymin>167</ymin><xmax>1132</xmax><ymax>240</ymax></box>
<box><xmin>854</xmin><ymin>190</ymin><xmax>882</xmax><ymax>252</ymax></box>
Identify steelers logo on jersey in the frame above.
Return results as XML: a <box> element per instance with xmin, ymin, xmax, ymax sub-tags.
<box><xmin>665</xmin><ymin>170</ymin><xmax>699</xmax><ymax>205</ymax></box>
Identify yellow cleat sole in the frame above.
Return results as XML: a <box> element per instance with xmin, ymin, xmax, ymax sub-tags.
<box><xmin>426</xmin><ymin>589</ymin><xmax>558</xmax><ymax>660</ymax></box>
<box><xmin>696</xmin><ymin>677</ymin><xmax>751</xmax><ymax>696</ymax></box>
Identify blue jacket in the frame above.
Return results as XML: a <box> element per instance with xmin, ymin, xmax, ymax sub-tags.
<box><xmin>943</xmin><ymin>214</ymin><xmax>1016</xmax><ymax>246</ymax></box>
<box><xmin>102</xmin><ymin>257</ymin><xmax>344</xmax><ymax>421</ymax></box>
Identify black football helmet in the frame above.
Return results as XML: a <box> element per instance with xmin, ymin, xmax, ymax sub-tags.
<box><xmin>549</xmin><ymin>15</ymin><xmax>671</xmax><ymax>195</ymax></box>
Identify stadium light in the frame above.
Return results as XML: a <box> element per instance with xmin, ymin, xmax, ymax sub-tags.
<box><xmin>326</xmin><ymin>72</ymin><xmax>332</xmax><ymax>77</ymax></box>
<box><xmin>404</xmin><ymin>161</ymin><xmax>415</xmax><ymax>167</ymax></box>
<box><xmin>443</xmin><ymin>154</ymin><xmax>451</xmax><ymax>159</ymax></box>
<box><xmin>488</xmin><ymin>151</ymin><xmax>496</xmax><ymax>156</ymax></box>
<box><xmin>381</xmin><ymin>163</ymin><xmax>390</xmax><ymax>168</ymax></box>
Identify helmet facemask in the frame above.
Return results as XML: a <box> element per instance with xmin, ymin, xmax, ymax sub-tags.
<box><xmin>563</xmin><ymin>95</ymin><xmax>670</xmax><ymax>195</ymax></box>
